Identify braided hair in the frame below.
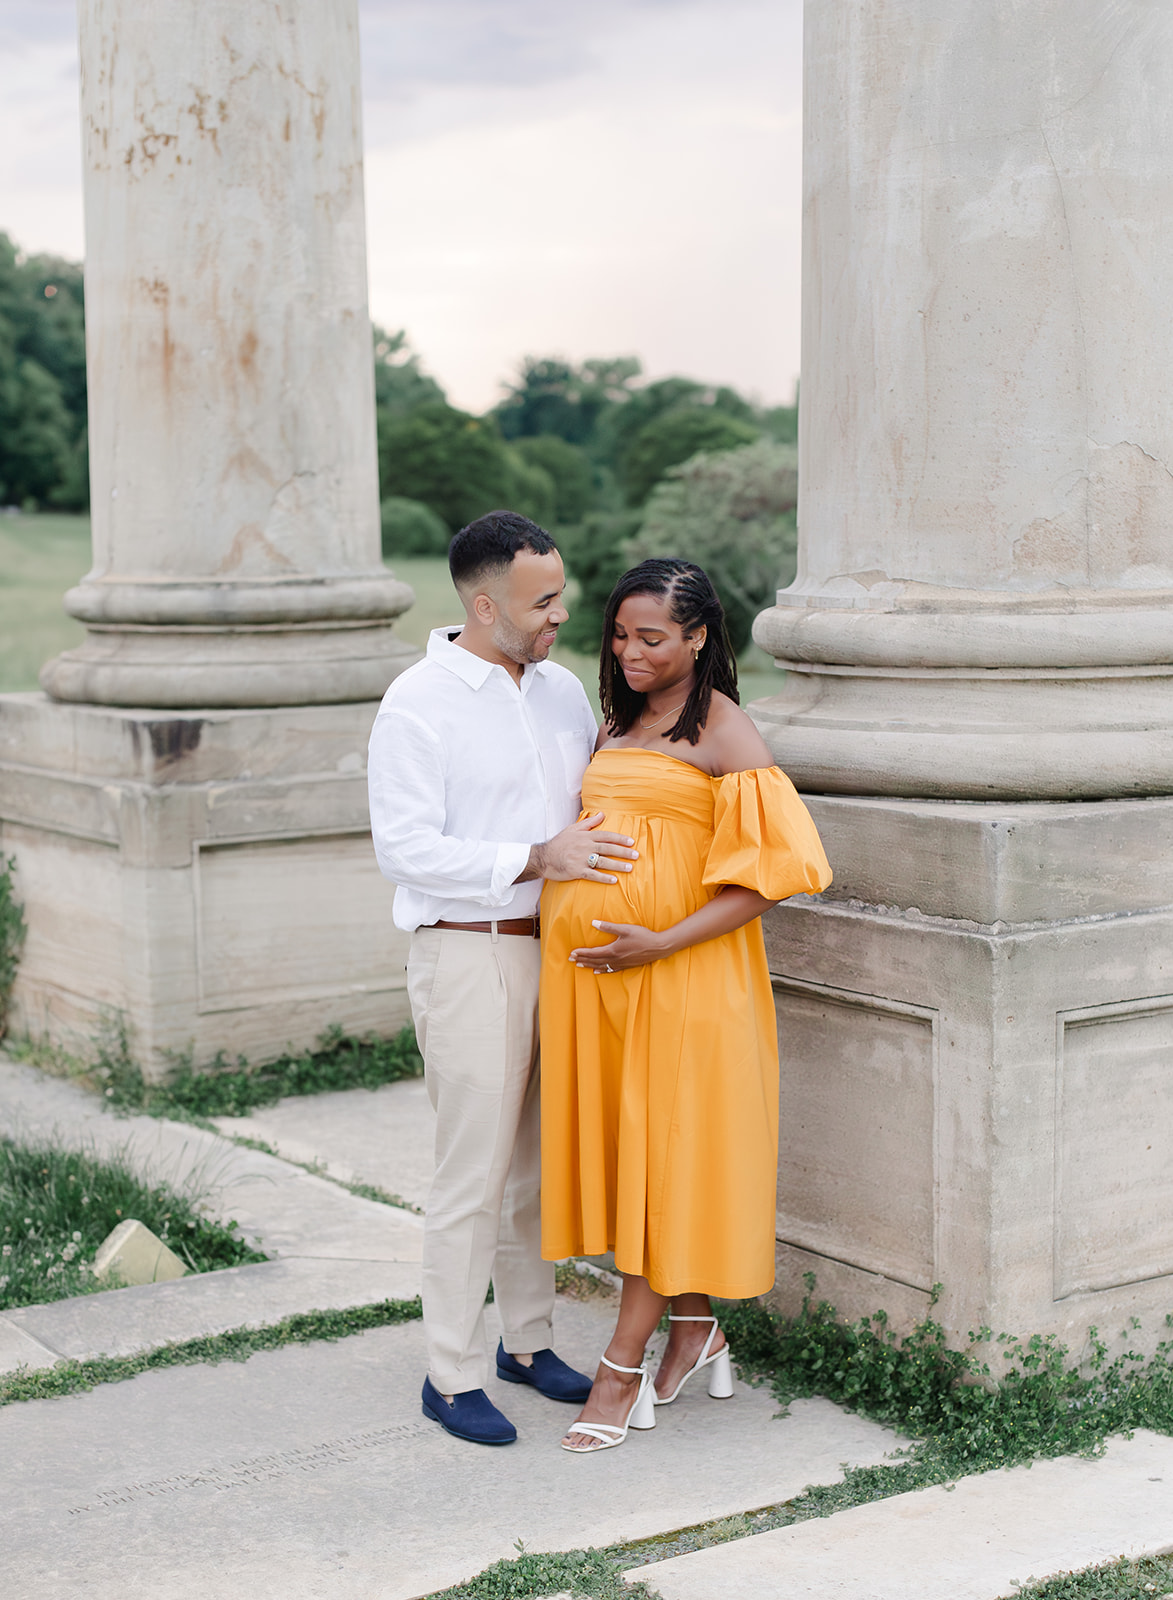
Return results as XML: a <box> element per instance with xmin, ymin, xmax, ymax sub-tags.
<box><xmin>599</xmin><ymin>559</ymin><xmax>739</xmax><ymax>745</ymax></box>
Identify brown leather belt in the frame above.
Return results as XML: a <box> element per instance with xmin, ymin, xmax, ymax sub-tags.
<box><xmin>432</xmin><ymin>917</ymin><xmax>541</xmax><ymax>938</ymax></box>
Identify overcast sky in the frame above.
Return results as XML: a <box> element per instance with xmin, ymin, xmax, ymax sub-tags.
<box><xmin>0</xmin><ymin>0</ymin><xmax>803</xmax><ymax>413</ymax></box>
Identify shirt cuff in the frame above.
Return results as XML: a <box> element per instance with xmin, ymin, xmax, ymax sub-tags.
<box><xmin>489</xmin><ymin>842</ymin><xmax>533</xmax><ymax>904</ymax></box>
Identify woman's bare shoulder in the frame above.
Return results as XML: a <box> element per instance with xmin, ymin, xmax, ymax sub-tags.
<box><xmin>702</xmin><ymin>692</ymin><xmax>775</xmax><ymax>775</ymax></box>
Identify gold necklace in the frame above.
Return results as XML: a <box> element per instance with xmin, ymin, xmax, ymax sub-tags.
<box><xmin>638</xmin><ymin>698</ymin><xmax>688</xmax><ymax>731</ymax></box>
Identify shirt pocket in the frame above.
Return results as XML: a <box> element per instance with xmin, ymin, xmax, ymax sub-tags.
<box><xmin>555</xmin><ymin>729</ymin><xmax>592</xmax><ymax>797</ymax></box>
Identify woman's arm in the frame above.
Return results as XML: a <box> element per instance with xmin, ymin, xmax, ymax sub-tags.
<box><xmin>568</xmin><ymin>885</ymin><xmax>777</xmax><ymax>972</ymax></box>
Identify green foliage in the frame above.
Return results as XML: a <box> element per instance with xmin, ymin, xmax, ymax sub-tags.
<box><xmin>0</xmin><ymin>234</ymin><xmax>88</xmax><ymax>509</ymax></box>
<box><xmin>381</xmin><ymin>495</ymin><xmax>451</xmax><ymax>558</ymax></box>
<box><xmin>502</xmin><ymin>445</ymin><xmax>557</xmax><ymax>528</ymax></box>
<box><xmin>0</xmin><ymin>1295</ymin><xmax>423</xmax><ymax>1407</ymax></box>
<box><xmin>378</xmin><ymin>402</ymin><xmax>516</xmax><ymax>533</ymax></box>
<box><xmin>1013</xmin><ymin>1554</ymin><xmax>1173</xmax><ymax>1598</ymax></box>
<box><xmin>512</xmin><ymin>435</ymin><xmax>595</xmax><ymax>525</ymax></box>
<box><xmin>0</xmin><ymin>1135</ymin><xmax>267</xmax><ymax>1313</ymax></box>
<box><xmin>631</xmin><ymin>438</ymin><xmax>798</xmax><ymax>652</ymax></box>
<box><xmin>424</xmin><ymin>1548</ymin><xmax>661</xmax><ymax>1600</ymax></box>
<box><xmin>93</xmin><ymin>1018</ymin><xmax>424</xmax><ymax>1121</ymax></box>
<box><xmin>557</xmin><ymin>510</ymin><xmax>643</xmax><ymax>655</ymax></box>
<box><xmin>494</xmin><ymin>355</ymin><xmax>642</xmax><ymax>449</ymax></box>
<box><xmin>621</xmin><ymin>407</ymin><xmax>760</xmax><ymax>508</ymax></box>
<box><xmin>720</xmin><ymin>1285</ymin><xmax>1173</xmax><ymax>1481</ymax></box>
<box><xmin>0</xmin><ymin>853</ymin><xmax>25</xmax><ymax>1040</ymax></box>
<box><xmin>372</xmin><ymin>325</ymin><xmax>446</xmax><ymax>418</ymax></box>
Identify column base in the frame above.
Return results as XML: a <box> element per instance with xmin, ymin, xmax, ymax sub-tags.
<box><xmin>764</xmin><ymin>791</ymin><xmax>1173</xmax><ymax>1357</ymax></box>
<box><xmin>0</xmin><ymin>693</ymin><xmax>412</xmax><ymax>1079</ymax></box>
<box><xmin>40</xmin><ymin>622</ymin><xmax>419</xmax><ymax>710</ymax></box>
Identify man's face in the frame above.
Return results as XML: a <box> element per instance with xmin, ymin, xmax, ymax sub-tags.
<box><xmin>488</xmin><ymin>549</ymin><xmax>570</xmax><ymax>665</ymax></box>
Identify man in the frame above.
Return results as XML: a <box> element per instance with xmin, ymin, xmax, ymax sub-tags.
<box><xmin>368</xmin><ymin>510</ymin><xmax>639</xmax><ymax>1445</ymax></box>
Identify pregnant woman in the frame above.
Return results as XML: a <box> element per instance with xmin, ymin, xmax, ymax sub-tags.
<box><xmin>540</xmin><ymin>557</ymin><xmax>831</xmax><ymax>1453</ymax></box>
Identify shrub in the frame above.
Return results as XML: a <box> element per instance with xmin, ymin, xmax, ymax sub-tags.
<box><xmin>380</xmin><ymin>495</ymin><xmax>450</xmax><ymax>558</ymax></box>
<box><xmin>621</xmin><ymin>406</ymin><xmax>759</xmax><ymax>507</ymax></box>
<box><xmin>512</xmin><ymin>435</ymin><xmax>595</xmax><ymax>525</ymax></box>
<box><xmin>630</xmin><ymin>438</ymin><xmax>798</xmax><ymax>653</ymax></box>
<box><xmin>0</xmin><ymin>854</ymin><xmax>26</xmax><ymax>1041</ymax></box>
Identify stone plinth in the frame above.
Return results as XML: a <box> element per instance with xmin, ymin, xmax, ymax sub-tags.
<box><xmin>0</xmin><ymin>1</ymin><xmax>418</xmax><ymax>1070</ymax></box>
<box><xmin>754</xmin><ymin>1</ymin><xmax>1173</xmax><ymax>1355</ymax></box>
<box><xmin>0</xmin><ymin>694</ymin><xmax>410</xmax><ymax>1077</ymax></box>
<box><xmin>763</xmin><ymin>795</ymin><xmax>1173</xmax><ymax>1353</ymax></box>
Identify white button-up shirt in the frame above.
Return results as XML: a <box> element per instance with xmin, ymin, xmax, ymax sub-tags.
<box><xmin>368</xmin><ymin>627</ymin><xmax>598</xmax><ymax>932</ymax></box>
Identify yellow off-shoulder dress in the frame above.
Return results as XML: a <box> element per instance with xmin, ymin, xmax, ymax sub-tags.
<box><xmin>540</xmin><ymin>748</ymin><xmax>832</xmax><ymax>1299</ymax></box>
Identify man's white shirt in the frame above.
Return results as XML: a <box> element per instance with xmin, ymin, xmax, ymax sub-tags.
<box><xmin>368</xmin><ymin>627</ymin><xmax>598</xmax><ymax>932</ymax></box>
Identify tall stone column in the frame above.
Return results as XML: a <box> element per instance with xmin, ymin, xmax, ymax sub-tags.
<box><xmin>754</xmin><ymin>2</ymin><xmax>1173</xmax><ymax>1355</ymax></box>
<box><xmin>0</xmin><ymin>1</ymin><xmax>417</xmax><ymax>1073</ymax></box>
<box><xmin>43</xmin><ymin>0</ymin><xmax>413</xmax><ymax>707</ymax></box>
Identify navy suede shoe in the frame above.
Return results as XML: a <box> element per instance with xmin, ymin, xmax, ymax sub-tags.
<box><xmin>496</xmin><ymin>1341</ymin><xmax>594</xmax><ymax>1403</ymax></box>
<box><xmin>421</xmin><ymin>1377</ymin><xmax>517</xmax><ymax>1445</ymax></box>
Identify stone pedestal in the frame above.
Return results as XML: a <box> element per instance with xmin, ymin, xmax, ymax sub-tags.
<box><xmin>753</xmin><ymin>2</ymin><xmax>1173</xmax><ymax>1354</ymax></box>
<box><xmin>0</xmin><ymin>2</ymin><xmax>416</xmax><ymax>1071</ymax></box>
<box><xmin>764</xmin><ymin>796</ymin><xmax>1173</xmax><ymax>1354</ymax></box>
<box><xmin>0</xmin><ymin>695</ymin><xmax>410</xmax><ymax>1078</ymax></box>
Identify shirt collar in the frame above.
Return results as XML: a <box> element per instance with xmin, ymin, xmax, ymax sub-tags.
<box><xmin>426</xmin><ymin>627</ymin><xmax>552</xmax><ymax>689</ymax></box>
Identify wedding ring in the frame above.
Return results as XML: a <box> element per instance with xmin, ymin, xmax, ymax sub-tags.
<box><xmin>604</xmin><ymin>964</ymin><xmax>614</xmax><ymax>973</ymax></box>
<box><xmin>587</xmin><ymin>852</ymin><xmax>600</xmax><ymax>869</ymax></box>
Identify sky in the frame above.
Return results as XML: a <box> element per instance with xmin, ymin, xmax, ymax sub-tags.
<box><xmin>0</xmin><ymin>0</ymin><xmax>803</xmax><ymax>414</ymax></box>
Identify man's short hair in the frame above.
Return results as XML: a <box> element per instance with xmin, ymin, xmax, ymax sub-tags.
<box><xmin>449</xmin><ymin>510</ymin><xmax>557</xmax><ymax>593</ymax></box>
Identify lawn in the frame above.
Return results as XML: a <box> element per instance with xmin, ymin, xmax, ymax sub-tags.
<box><xmin>0</xmin><ymin>1134</ymin><xmax>266</xmax><ymax>1313</ymax></box>
<box><xmin>0</xmin><ymin>512</ymin><xmax>784</xmax><ymax>710</ymax></box>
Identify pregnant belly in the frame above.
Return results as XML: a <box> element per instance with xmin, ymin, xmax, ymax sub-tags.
<box><xmin>541</xmin><ymin>812</ymin><xmax>710</xmax><ymax>945</ymax></box>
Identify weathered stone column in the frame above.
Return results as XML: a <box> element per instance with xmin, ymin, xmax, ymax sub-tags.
<box><xmin>0</xmin><ymin>1</ymin><xmax>416</xmax><ymax>1074</ymax></box>
<box><xmin>42</xmin><ymin>0</ymin><xmax>413</xmax><ymax>707</ymax></box>
<box><xmin>754</xmin><ymin>1</ymin><xmax>1173</xmax><ymax>1355</ymax></box>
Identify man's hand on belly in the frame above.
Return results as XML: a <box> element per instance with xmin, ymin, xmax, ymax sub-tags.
<box><xmin>516</xmin><ymin>813</ymin><xmax>639</xmax><ymax>885</ymax></box>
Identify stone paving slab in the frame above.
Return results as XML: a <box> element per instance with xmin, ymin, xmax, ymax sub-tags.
<box><xmin>635</xmin><ymin>1428</ymin><xmax>1173</xmax><ymax>1600</ymax></box>
<box><xmin>0</xmin><ymin>1299</ymin><xmax>901</xmax><ymax>1600</ymax></box>
<box><xmin>2</xmin><ymin>1258</ymin><xmax>421</xmax><ymax>1369</ymax></box>
<box><xmin>212</xmin><ymin>1075</ymin><xmax>436</xmax><ymax>1212</ymax></box>
<box><xmin>0</xmin><ymin>1314</ymin><xmax>58</xmax><ymax>1372</ymax></box>
<box><xmin>0</xmin><ymin>1055</ymin><xmax>425</xmax><ymax>1264</ymax></box>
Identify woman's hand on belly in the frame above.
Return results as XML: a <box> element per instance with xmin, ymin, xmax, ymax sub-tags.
<box><xmin>568</xmin><ymin>918</ymin><xmax>669</xmax><ymax>972</ymax></box>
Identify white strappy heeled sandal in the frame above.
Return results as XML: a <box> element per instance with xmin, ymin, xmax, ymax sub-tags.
<box><xmin>560</xmin><ymin>1353</ymin><xmax>658</xmax><ymax>1453</ymax></box>
<box><xmin>653</xmin><ymin>1314</ymin><xmax>734</xmax><ymax>1405</ymax></box>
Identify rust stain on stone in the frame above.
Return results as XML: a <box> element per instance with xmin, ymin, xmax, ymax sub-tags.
<box><xmin>238</xmin><ymin>329</ymin><xmax>259</xmax><ymax>379</ymax></box>
<box><xmin>216</xmin><ymin>523</ymin><xmax>295</xmax><ymax>574</ymax></box>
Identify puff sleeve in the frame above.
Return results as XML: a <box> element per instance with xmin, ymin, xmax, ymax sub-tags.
<box><xmin>702</xmin><ymin>765</ymin><xmax>832</xmax><ymax>900</ymax></box>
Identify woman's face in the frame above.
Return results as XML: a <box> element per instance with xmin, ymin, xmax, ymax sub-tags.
<box><xmin>612</xmin><ymin>593</ymin><xmax>704</xmax><ymax>694</ymax></box>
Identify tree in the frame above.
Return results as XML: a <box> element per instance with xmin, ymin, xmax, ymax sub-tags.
<box><xmin>0</xmin><ymin>233</ymin><xmax>88</xmax><ymax>508</ymax></box>
<box><xmin>380</xmin><ymin>496</ymin><xmax>450</xmax><ymax>558</ymax></box>
<box><xmin>378</xmin><ymin>402</ymin><xmax>516</xmax><ymax>532</ymax></box>
<box><xmin>629</xmin><ymin>439</ymin><xmax>799</xmax><ymax>652</ymax></box>
<box><xmin>621</xmin><ymin>407</ymin><xmax>759</xmax><ymax>507</ymax></box>
<box><xmin>494</xmin><ymin>355</ymin><xmax>641</xmax><ymax>449</ymax></box>
<box><xmin>511</xmin><ymin>435</ymin><xmax>594</xmax><ymax>525</ymax></box>
<box><xmin>372</xmin><ymin>325</ymin><xmax>445</xmax><ymax>417</ymax></box>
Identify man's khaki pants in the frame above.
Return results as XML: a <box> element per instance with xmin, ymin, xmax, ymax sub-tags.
<box><xmin>408</xmin><ymin>925</ymin><xmax>554</xmax><ymax>1395</ymax></box>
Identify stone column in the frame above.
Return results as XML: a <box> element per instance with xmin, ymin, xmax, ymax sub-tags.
<box><xmin>753</xmin><ymin>1</ymin><xmax>1173</xmax><ymax>1355</ymax></box>
<box><xmin>41</xmin><ymin>0</ymin><xmax>413</xmax><ymax>707</ymax></box>
<box><xmin>0</xmin><ymin>1</ymin><xmax>416</xmax><ymax>1074</ymax></box>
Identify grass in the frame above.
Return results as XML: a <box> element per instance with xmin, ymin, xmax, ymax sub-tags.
<box><xmin>0</xmin><ymin>512</ymin><xmax>90</xmax><ymax>691</ymax></box>
<box><xmin>0</xmin><ymin>1295</ymin><xmax>423</xmax><ymax>1407</ymax></box>
<box><xmin>1012</xmin><ymin>1555</ymin><xmax>1173</xmax><ymax>1597</ymax></box>
<box><xmin>0</xmin><ymin>851</ymin><xmax>25</xmax><ymax>1040</ymax></box>
<box><xmin>13</xmin><ymin>1015</ymin><xmax>424</xmax><ymax>1122</ymax></box>
<box><xmin>0</xmin><ymin>1134</ymin><xmax>267</xmax><ymax>1313</ymax></box>
<box><xmin>0</xmin><ymin>517</ymin><xmax>782</xmax><ymax>712</ymax></box>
